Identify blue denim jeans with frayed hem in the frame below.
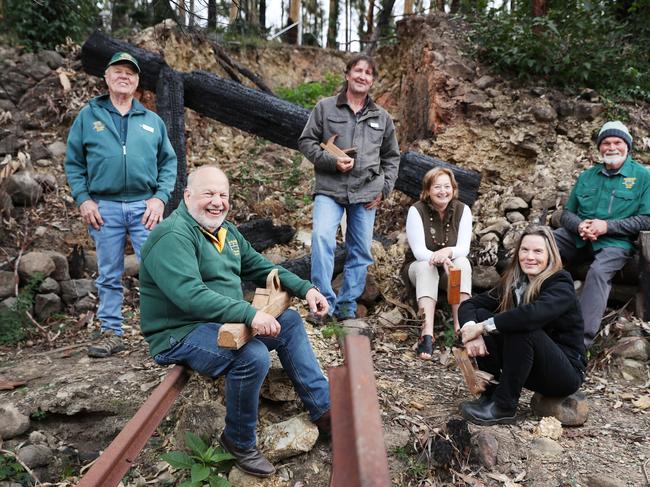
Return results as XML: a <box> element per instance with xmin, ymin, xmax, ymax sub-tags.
<box><xmin>153</xmin><ymin>309</ymin><xmax>330</xmax><ymax>450</ymax></box>
<box><xmin>311</xmin><ymin>194</ymin><xmax>376</xmax><ymax>319</ymax></box>
<box><xmin>88</xmin><ymin>200</ymin><xmax>150</xmax><ymax>336</ymax></box>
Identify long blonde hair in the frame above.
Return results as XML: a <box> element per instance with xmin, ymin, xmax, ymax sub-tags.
<box><xmin>497</xmin><ymin>225</ymin><xmax>563</xmax><ymax>312</ymax></box>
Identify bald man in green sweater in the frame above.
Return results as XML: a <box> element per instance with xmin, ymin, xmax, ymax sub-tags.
<box><xmin>139</xmin><ymin>166</ymin><xmax>331</xmax><ymax>478</ymax></box>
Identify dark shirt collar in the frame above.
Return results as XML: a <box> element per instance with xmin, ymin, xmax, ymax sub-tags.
<box><xmin>336</xmin><ymin>90</ymin><xmax>377</xmax><ymax>114</ymax></box>
<box><xmin>599</xmin><ymin>155</ymin><xmax>633</xmax><ymax>177</ymax></box>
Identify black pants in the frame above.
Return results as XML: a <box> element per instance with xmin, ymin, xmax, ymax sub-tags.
<box><xmin>477</xmin><ymin>329</ymin><xmax>583</xmax><ymax>410</ymax></box>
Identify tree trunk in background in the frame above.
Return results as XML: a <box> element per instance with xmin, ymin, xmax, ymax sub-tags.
<box><xmin>366</xmin><ymin>0</ymin><xmax>374</xmax><ymax>39</ymax></box>
<box><xmin>327</xmin><ymin>0</ymin><xmax>339</xmax><ymax>48</ymax></box>
<box><xmin>364</xmin><ymin>0</ymin><xmax>395</xmax><ymax>56</ymax></box>
<box><xmin>287</xmin><ymin>0</ymin><xmax>300</xmax><ymax>44</ymax></box>
<box><xmin>435</xmin><ymin>0</ymin><xmax>445</xmax><ymax>12</ymax></box>
<box><xmin>229</xmin><ymin>1</ymin><xmax>238</xmax><ymax>24</ymax></box>
<box><xmin>449</xmin><ymin>0</ymin><xmax>459</xmax><ymax>14</ymax></box>
<box><xmin>247</xmin><ymin>0</ymin><xmax>260</xmax><ymax>26</ymax></box>
<box><xmin>188</xmin><ymin>0</ymin><xmax>195</xmax><ymax>27</ymax></box>
<box><xmin>153</xmin><ymin>0</ymin><xmax>177</xmax><ymax>24</ymax></box>
<box><xmin>111</xmin><ymin>0</ymin><xmax>131</xmax><ymax>31</ymax></box>
<box><xmin>532</xmin><ymin>0</ymin><xmax>547</xmax><ymax>17</ymax></box>
<box><xmin>207</xmin><ymin>0</ymin><xmax>217</xmax><ymax>28</ymax></box>
<box><xmin>404</xmin><ymin>0</ymin><xmax>413</xmax><ymax>15</ymax></box>
<box><xmin>260</xmin><ymin>0</ymin><xmax>266</xmax><ymax>28</ymax></box>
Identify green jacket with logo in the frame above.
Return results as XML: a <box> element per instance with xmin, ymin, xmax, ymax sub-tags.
<box><xmin>64</xmin><ymin>95</ymin><xmax>177</xmax><ymax>205</ymax></box>
<box><xmin>139</xmin><ymin>202</ymin><xmax>313</xmax><ymax>357</ymax></box>
<box><xmin>565</xmin><ymin>157</ymin><xmax>650</xmax><ymax>250</ymax></box>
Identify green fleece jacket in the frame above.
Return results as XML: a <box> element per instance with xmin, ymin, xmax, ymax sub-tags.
<box><xmin>139</xmin><ymin>202</ymin><xmax>313</xmax><ymax>357</ymax></box>
<box><xmin>64</xmin><ymin>95</ymin><xmax>177</xmax><ymax>205</ymax></box>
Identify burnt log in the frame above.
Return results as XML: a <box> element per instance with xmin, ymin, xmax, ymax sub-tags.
<box><xmin>81</xmin><ymin>31</ymin><xmax>167</xmax><ymax>92</ymax></box>
<box><xmin>237</xmin><ymin>219</ymin><xmax>296</xmax><ymax>252</ymax></box>
<box><xmin>183</xmin><ymin>71</ymin><xmax>309</xmax><ymax>150</ymax></box>
<box><xmin>282</xmin><ymin>244</ymin><xmax>347</xmax><ymax>281</ymax></box>
<box><xmin>396</xmin><ymin>151</ymin><xmax>481</xmax><ymax>206</ymax></box>
<box><xmin>156</xmin><ymin>66</ymin><xmax>187</xmax><ymax>215</ymax></box>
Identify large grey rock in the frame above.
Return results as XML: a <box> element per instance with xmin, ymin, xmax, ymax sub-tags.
<box><xmin>60</xmin><ymin>278</ymin><xmax>96</xmax><ymax>304</ymax></box>
<box><xmin>478</xmin><ymin>218</ymin><xmax>511</xmax><ymax>237</ymax></box>
<box><xmin>474</xmin><ymin>75</ymin><xmax>496</xmax><ymax>90</ymax></box>
<box><xmin>384</xmin><ymin>426</ymin><xmax>410</xmax><ymax>451</ymax></box>
<box><xmin>37</xmin><ymin>50</ymin><xmax>64</xmax><ymax>69</ymax></box>
<box><xmin>18</xmin><ymin>251</ymin><xmax>55</xmax><ymax>281</ymax></box>
<box><xmin>501</xmin><ymin>197</ymin><xmax>528</xmax><ymax>213</ymax></box>
<box><xmin>506</xmin><ymin>211</ymin><xmax>526</xmax><ymax>223</ymax></box>
<box><xmin>0</xmin><ymin>133</ymin><xmax>19</xmax><ymax>155</ymax></box>
<box><xmin>531</xmin><ymin>103</ymin><xmax>557</xmax><ymax>123</ymax></box>
<box><xmin>33</xmin><ymin>172</ymin><xmax>57</xmax><ymax>192</ymax></box>
<box><xmin>7</xmin><ymin>171</ymin><xmax>42</xmax><ymax>206</ymax></box>
<box><xmin>0</xmin><ymin>403</ymin><xmax>30</xmax><ymax>440</ymax></box>
<box><xmin>474</xmin><ymin>430</ymin><xmax>498</xmax><ymax>468</ymax></box>
<box><xmin>45</xmin><ymin>251</ymin><xmax>70</xmax><ymax>281</ymax></box>
<box><xmin>261</xmin><ymin>354</ymin><xmax>297</xmax><ymax>402</ymax></box>
<box><xmin>34</xmin><ymin>293</ymin><xmax>62</xmax><ymax>321</ymax></box>
<box><xmin>619</xmin><ymin>358</ymin><xmax>647</xmax><ymax>381</ymax></box>
<box><xmin>0</xmin><ymin>296</ymin><xmax>18</xmax><ymax>311</ymax></box>
<box><xmin>472</xmin><ymin>265</ymin><xmax>500</xmax><ymax>290</ymax></box>
<box><xmin>445</xmin><ymin>61</ymin><xmax>474</xmax><ymax>80</ymax></box>
<box><xmin>173</xmin><ymin>401</ymin><xmax>226</xmax><ymax>450</ymax></box>
<box><xmin>0</xmin><ymin>270</ymin><xmax>14</xmax><ymax>299</ymax></box>
<box><xmin>612</xmin><ymin>336</ymin><xmax>650</xmax><ymax>361</ymax></box>
<box><xmin>47</xmin><ymin>141</ymin><xmax>67</xmax><ymax>159</ymax></box>
<box><xmin>38</xmin><ymin>277</ymin><xmax>60</xmax><ymax>294</ymax></box>
<box><xmin>17</xmin><ymin>444</ymin><xmax>53</xmax><ymax>468</ymax></box>
<box><xmin>585</xmin><ymin>474</ymin><xmax>626</xmax><ymax>487</ymax></box>
<box><xmin>574</xmin><ymin>102</ymin><xmax>604</xmax><ymax>121</ymax></box>
<box><xmin>0</xmin><ymin>70</ymin><xmax>34</xmax><ymax>103</ymax></box>
<box><xmin>123</xmin><ymin>253</ymin><xmax>140</xmax><ymax>277</ymax></box>
<box><xmin>530</xmin><ymin>391</ymin><xmax>588</xmax><ymax>426</ymax></box>
<box><xmin>74</xmin><ymin>295</ymin><xmax>97</xmax><ymax>313</ymax></box>
<box><xmin>29</xmin><ymin>142</ymin><xmax>50</xmax><ymax>162</ymax></box>
<box><xmin>259</xmin><ymin>415</ymin><xmax>319</xmax><ymax>462</ymax></box>
<box><xmin>24</xmin><ymin>61</ymin><xmax>51</xmax><ymax>81</ymax></box>
<box><xmin>530</xmin><ymin>437</ymin><xmax>563</xmax><ymax>458</ymax></box>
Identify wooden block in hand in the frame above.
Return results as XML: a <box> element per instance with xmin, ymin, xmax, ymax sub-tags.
<box><xmin>447</xmin><ymin>266</ymin><xmax>461</xmax><ymax>305</ymax></box>
<box><xmin>218</xmin><ymin>323</ymin><xmax>252</xmax><ymax>350</ymax></box>
<box><xmin>453</xmin><ymin>347</ymin><xmax>494</xmax><ymax>395</ymax></box>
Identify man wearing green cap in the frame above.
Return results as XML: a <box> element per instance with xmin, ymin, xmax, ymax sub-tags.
<box><xmin>555</xmin><ymin>120</ymin><xmax>650</xmax><ymax>348</ymax></box>
<box><xmin>64</xmin><ymin>51</ymin><xmax>177</xmax><ymax>357</ymax></box>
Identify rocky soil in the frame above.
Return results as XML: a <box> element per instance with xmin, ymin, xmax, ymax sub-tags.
<box><xmin>0</xmin><ymin>13</ymin><xmax>649</xmax><ymax>487</ymax></box>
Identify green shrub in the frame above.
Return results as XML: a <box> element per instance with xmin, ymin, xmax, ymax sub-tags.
<box><xmin>465</xmin><ymin>3</ymin><xmax>650</xmax><ymax>100</ymax></box>
<box><xmin>0</xmin><ymin>273</ymin><xmax>43</xmax><ymax>346</ymax></box>
<box><xmin>0</xmin><ymin>452</ymin><xmax>31</xmax><ymax>485</ymax></box>
<box><xmin>3</xmin><ymin>0</ymin><xmax>99</xmax><ymax>51</ymax></box>
<box><xmin>161</xmin><ymin>431</ymin><xmax>234</xmax><ymax>487</ymax></box>
<box><xmin>276</xmin><ymin>73</ymin><xmax>343</xmax><ymax>108</ymax></box>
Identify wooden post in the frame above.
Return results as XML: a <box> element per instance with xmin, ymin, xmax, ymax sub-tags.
<box><xmin>637</xmin><ymin>231</ymin><xmax>650</xmax><ymax>320</ymax></box>
<box><xmin>447</xmin><ymin>266</ymin><xmax>461</xmax><ymax>305</ymax></box>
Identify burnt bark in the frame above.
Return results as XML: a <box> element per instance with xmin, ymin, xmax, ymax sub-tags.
<box><xmin>237</xmin><ymin>219</ymin><xmax>296</xmax><ymax>252</ymax></box>
<box><xmin>282</xmin><ymin>244</ymin><xmax>347</xmax><ymax>280</ymax></box>
<box><xmin>156</xmin><ymin>66</ymin><xmax>187</xmax><ymax>215</ymax></box>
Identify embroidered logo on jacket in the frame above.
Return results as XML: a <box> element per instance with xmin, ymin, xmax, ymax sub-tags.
<box><xmin>623</xmin><ymin>177</ymin><xmax>637</xmax><ymax>189</ymax></box>
<box><xmin>228</xmin><ymin>239</ymin><xmax>240</xmax><ymax>256</ymax></box>
<box><xmin>93</xmin><ymin>121</ymin><xmax>105</xmax><ymax>132</ymax></box>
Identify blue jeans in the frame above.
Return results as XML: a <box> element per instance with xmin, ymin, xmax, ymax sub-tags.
<box><xmin>311</xmin><ymin>194</ymin><xmax>376</xmax><ymax>318</ymax></box>
<box><xmin>88</xmin><ymin>200</ymin><xmax>150</xmax><ymax>336</ymax></box>
<box><xmin>153</xmin><ymin>309</ymin><xmax>330</xmax><ymax>450</ymax></box>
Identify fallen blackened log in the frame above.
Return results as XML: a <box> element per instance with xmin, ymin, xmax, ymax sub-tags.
<box><xmin>80</xmin><ymin>32</ymin><xmax>482</xmax><ymax>205</ymax></box>
<box><xmin>281</xmin><ymin>244</ymin><xmax>346</xmax><ymax>280</ymax></box>
<box><xmin>396</xmin><ymin>151</ymin><xmax>481</xmax><ymax>206</ymax></box>
<box><xmin>81</xmin><ymin>31</ymin><xmax>166</xmax><ymax>92</ymax></box>
<box><xmin>183</xmin><ymin>71</ymin><xmax>309</xmax><ymax>150</ymax></box>
<box><xmin>237</xmin><ymin>218</ymin><xmax>296</xmax><ymax>252</ymax></box>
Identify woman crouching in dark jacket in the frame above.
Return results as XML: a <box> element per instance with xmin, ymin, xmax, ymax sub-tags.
<box><xmin>458</xmin><ymin>225</ymin><xmax>586</xmax><ymax>425</ymax></box>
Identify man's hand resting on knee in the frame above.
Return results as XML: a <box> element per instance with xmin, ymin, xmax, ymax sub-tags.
<box><xmin>251</xmin><ymin>311</ymin><xmax>281</xmax><ymax>337</ymax></box>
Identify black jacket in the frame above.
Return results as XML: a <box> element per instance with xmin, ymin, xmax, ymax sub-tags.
<box><xmin>459</xmin><ymin>270</ymin><xmax>587</xmax><ymax>372</ymax></box>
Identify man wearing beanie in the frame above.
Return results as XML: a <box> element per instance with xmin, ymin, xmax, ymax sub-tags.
<box><xmin>555</xmin><ymin>121</ymin><xmax>650</xmax><ymax>349</ymax></box>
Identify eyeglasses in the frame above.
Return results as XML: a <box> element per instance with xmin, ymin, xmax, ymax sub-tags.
<box><xmin>431</xmin><ymin>185</ymin><xmax>452</xmax><ymax>191</ymax></box>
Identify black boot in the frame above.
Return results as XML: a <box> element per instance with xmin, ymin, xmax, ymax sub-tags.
<box><xmin>460</xmin><ymin>399</ymin><xmax>516</xmax><ymax>426</ymax></box>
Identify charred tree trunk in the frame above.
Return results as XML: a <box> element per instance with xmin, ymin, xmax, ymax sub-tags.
<box><xmin>282</xmin><ymin>244</ymin><xmax>347</xmax><ymax>280</ymax></box>
<box><xmin>207</xmin><ymin>0</ymin><xmax>217</xmax><ymax>29</ymax></box>
<box><xmin>396</xmin><ymin>151</ymin><xmax>480</xmax><ymax>205</ymax></box>
<box><xmin>364</xmin><ymin>0</ymin><xmax>395</xmax><ymax>56</ymax></box>
<box><xmin>183</xmin><ymin>70</ymin><xmax>310</xmax><ymax>150</ymax></box>
<box><xmin>327</xmin><ymin>0</ymin><xmax>339</xmax><ymax>48</ymax></box>
<box><xmin>237</xmin><ymin>219</ymin><xmax>296</xmax><ymax>251</ymax></box>
<box><xmin>156</xmin><ymin>66</ymin><xmax>187</xmax><ymax>215</ymax></box>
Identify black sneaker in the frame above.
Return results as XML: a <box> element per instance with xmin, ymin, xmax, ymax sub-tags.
<box><xmin>218</xmin><ymin>432</ymin><xmax>275</xmax><ymax>477</ymax></box>
<box><xmin>87</xmin><ymin>333</ymin><xmax>125</xmax><ymax>358</ymax></box>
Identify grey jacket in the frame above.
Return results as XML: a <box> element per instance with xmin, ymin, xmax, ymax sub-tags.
<box><xmin>298</xmin><ymin>92</ymin><xmax>400</xmax><ymax>205</ymax></box>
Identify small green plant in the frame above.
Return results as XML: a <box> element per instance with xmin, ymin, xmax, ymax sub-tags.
<box><xmin>0</xmin><ymin>273</ymin><xmax>44</xmax><ymax>346</ymax></box>
<box><xmin>161</xmin><ymin>431</ymin><xmax>234</xmax><ymax>487</ymax></box>
<box><xmin>442</xmin><ymin>326</ymin><xmax>457</xmax><ymax>348</ymax></box>
<box><xmin>0</xmin><ymin>452</ymin><xmax>31</xmax><ymax>484</ymax></box>
<box><xmin>276</xmin><ymin>73</ymin><xmax>343</xmax><ymax>109</ymax></box>
<box><xmin>30</xmin><ymin>408</ymin><xmax>47</xmax><ymax>421</ymax></box>
<box><xmin>321</xmin><ymin>323</ymin><xmax>346</xmax><ymax>340</ymax></box>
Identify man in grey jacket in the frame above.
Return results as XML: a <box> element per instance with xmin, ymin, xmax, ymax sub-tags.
<box><xmin>298</xmin><ymin>54</ymin><xmax>400</xmax><ymax>321</ymax></box>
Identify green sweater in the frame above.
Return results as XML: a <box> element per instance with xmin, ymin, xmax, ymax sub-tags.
<box><xmin>139</xmin><ymin>202</ymin><xmax>313</xmax><ymax>357</ymax></box>
<box><xmin>64</xmin><ymin>95</ymin><xmax>177</xmax><ymax>205</ymax></box>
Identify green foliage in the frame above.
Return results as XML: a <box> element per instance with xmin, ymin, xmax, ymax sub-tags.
<box><xmin>442</xmin><ymin>326</ymin><xmax>457</xmax><ymax>349</ymax></box>
<box><xmin>30</xmin><ymin>408</ymin><xmax>48</xmax><ymax>421</ymax></box>
<box><xmin>321</xmin><ymin>323</ymin><xmax>346</xmax><ymax>340</ymax></box>
<box><xmin>3</xmin><ymin>0</ymin><xmax>98</xmax><ymax>51</ymax></box>
<box><xmin>161</xmin><ymin>431</ymin><xmax>234</xmax><ymax>487</ymax></box>
<box><xmin>465</xmin><ymin>2</ymin><xmax>650</xmax><ymax>100</ymax></box>
<box><xmin>276</xmin><ymin>73</ymin><xmax>344</xmax><ymax>108</ymax></box>
<box><xmin>0</xmin><ymin>452</ymin><xmax>31</xmax><ymax>485</ymax></box>
<box><xmin>0</xmin><ymin>273</ymin><xmax>44</xmax><ymax>346</ymax></box>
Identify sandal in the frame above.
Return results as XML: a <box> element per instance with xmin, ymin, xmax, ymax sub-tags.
<box><xmin>416</xmin><ymin>335</ymin><xmax>434</xmax><ymax>360</ymax></box>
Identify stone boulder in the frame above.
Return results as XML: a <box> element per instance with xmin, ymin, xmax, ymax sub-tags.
<box><xmin>0</xmin><ymin>270</ymin><xmax>14</xmax><ymax>299</ymax></box>
<box><xmin>17</xmin><ymin>444</ymin><xmax>53</xmax><ymax>469</ymax></box>
<box><xmin>38</xmin><ymin>277</ymin><xmax>60</xmax><ymax>295</ymax></box>
<box><xmin>45</xmin><ymin>251</ymin><xmax>70</xmax><ymax>281</ymax></box>
<box><xmin>530</xmin><ymin>437</ymin><xmax>563</xmax><ymax>458</ymax></box>
<box><xmin>611</xmin><ymin>337</ymin><xmax>650</xmax><ymax>361</ymax></box>
<box><xmin>530</xmin><ymin>391</ymin><xmax>588</xmax><ymax>426</ymax></box>
<box><xmin>34</xmin><ymin>293</ymin><xmax>62</xmax><ymax>321</ymax></box>
<box><xmin>472</xmin><ymin>265</ymin><xmax>500</xmax><ymax>290</ymax></box>
<box><xmin>259</xmin><ymin>415</ymin><xmax>319</xmax><ymax>462</ymax></box>
<box><xmin>46</xmin><ymin>141</ymin><xmax>67</xmax><ymax>159</ymax></box>
<box><xmin>60</xmin><ymin>278</ymin><xmax>96</xmax><ymax>304</ymax></box>
<box><xmin>18</xmin><ymin>251</ymin><xmax>55</xmax><ymax>281</ymax></box>
<box><xmin>74</xmin><ymin>295</ymin><xmax>97</xmax><ymax>313</ymax></box>
<box><xmin>173</xmin><ymin>401</ymin><xmax>226</xmax><ymax>450</ymax></box>
<box><xmin>0</xmin><ymin>403</ymin><xmax>30</xmax><ymax>440</ymax></box>
<box><xmin>473</xmin><ymin>430</ymin><xmax>498</xmax><ymax>469</ymax></box>
<box><xmin>37</xmin><ymin>50</ymin><xmax>64</xmax><ymax>69</ymax></box>
<box><xmin>6</xmin><ymin>171</ymin><xmax>42</xmax><ymax>206</ymax></box>
<box><xmin>123</xmin><ymin>253</ymin><xmax>140</xmax><ymax>278</ymax></box>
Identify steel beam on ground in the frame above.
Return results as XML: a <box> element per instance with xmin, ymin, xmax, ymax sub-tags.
<box><xmin>329</xmin><ymin>335</ymin><xmax>390</xmax><ymax>487</ymax></box>
<box><xmin>77</xmin><ymin>365</ymin><xmax>191</xmax><ymax>487</ymax></box>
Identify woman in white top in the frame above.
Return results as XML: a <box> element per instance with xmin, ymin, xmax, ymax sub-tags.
<box><xmin>404</xmin><ymin>167</ymin><xmax>473</xmax><ymax>359</ymax></box>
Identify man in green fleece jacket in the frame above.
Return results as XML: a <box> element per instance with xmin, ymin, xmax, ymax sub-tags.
<box><xmin>64</xmin><ymin>52</ymin><xmax>177</xmax><ymax>358</ymax></box>
<box><xmin>139</xmin><ymin>166</ymin><xmax>331</xmax><ymax>478</ymax></box>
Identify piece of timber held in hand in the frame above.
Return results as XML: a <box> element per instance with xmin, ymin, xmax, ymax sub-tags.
<box><xmin>320</xmin><ymin>135</ymin><xmax>356</xmax><ymax>158</ymax></box>
<box><xmin>218</xmin><ymin>269</ymin><xmax>290</xmax><ymax>350</ymax></box>
<box><xmin>452</xmin><ymin>347</ymin><xmax>495</xmax><ymax>395</ymax></box>
<box><xmin>447</xmin><ymin>266</ymin><xmax>461</xmax><ymax>305</ymax></box>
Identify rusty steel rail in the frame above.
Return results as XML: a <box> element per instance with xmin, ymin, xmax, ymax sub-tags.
<box><xmin>77</xmin><ymin>365</ymin><xmax>190</xmax><ymax>487</ymax></box>
<box><xmin>329</xmin><ymin>335</ymin><xmax>390</xmax><ymax>487</ymax></box>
